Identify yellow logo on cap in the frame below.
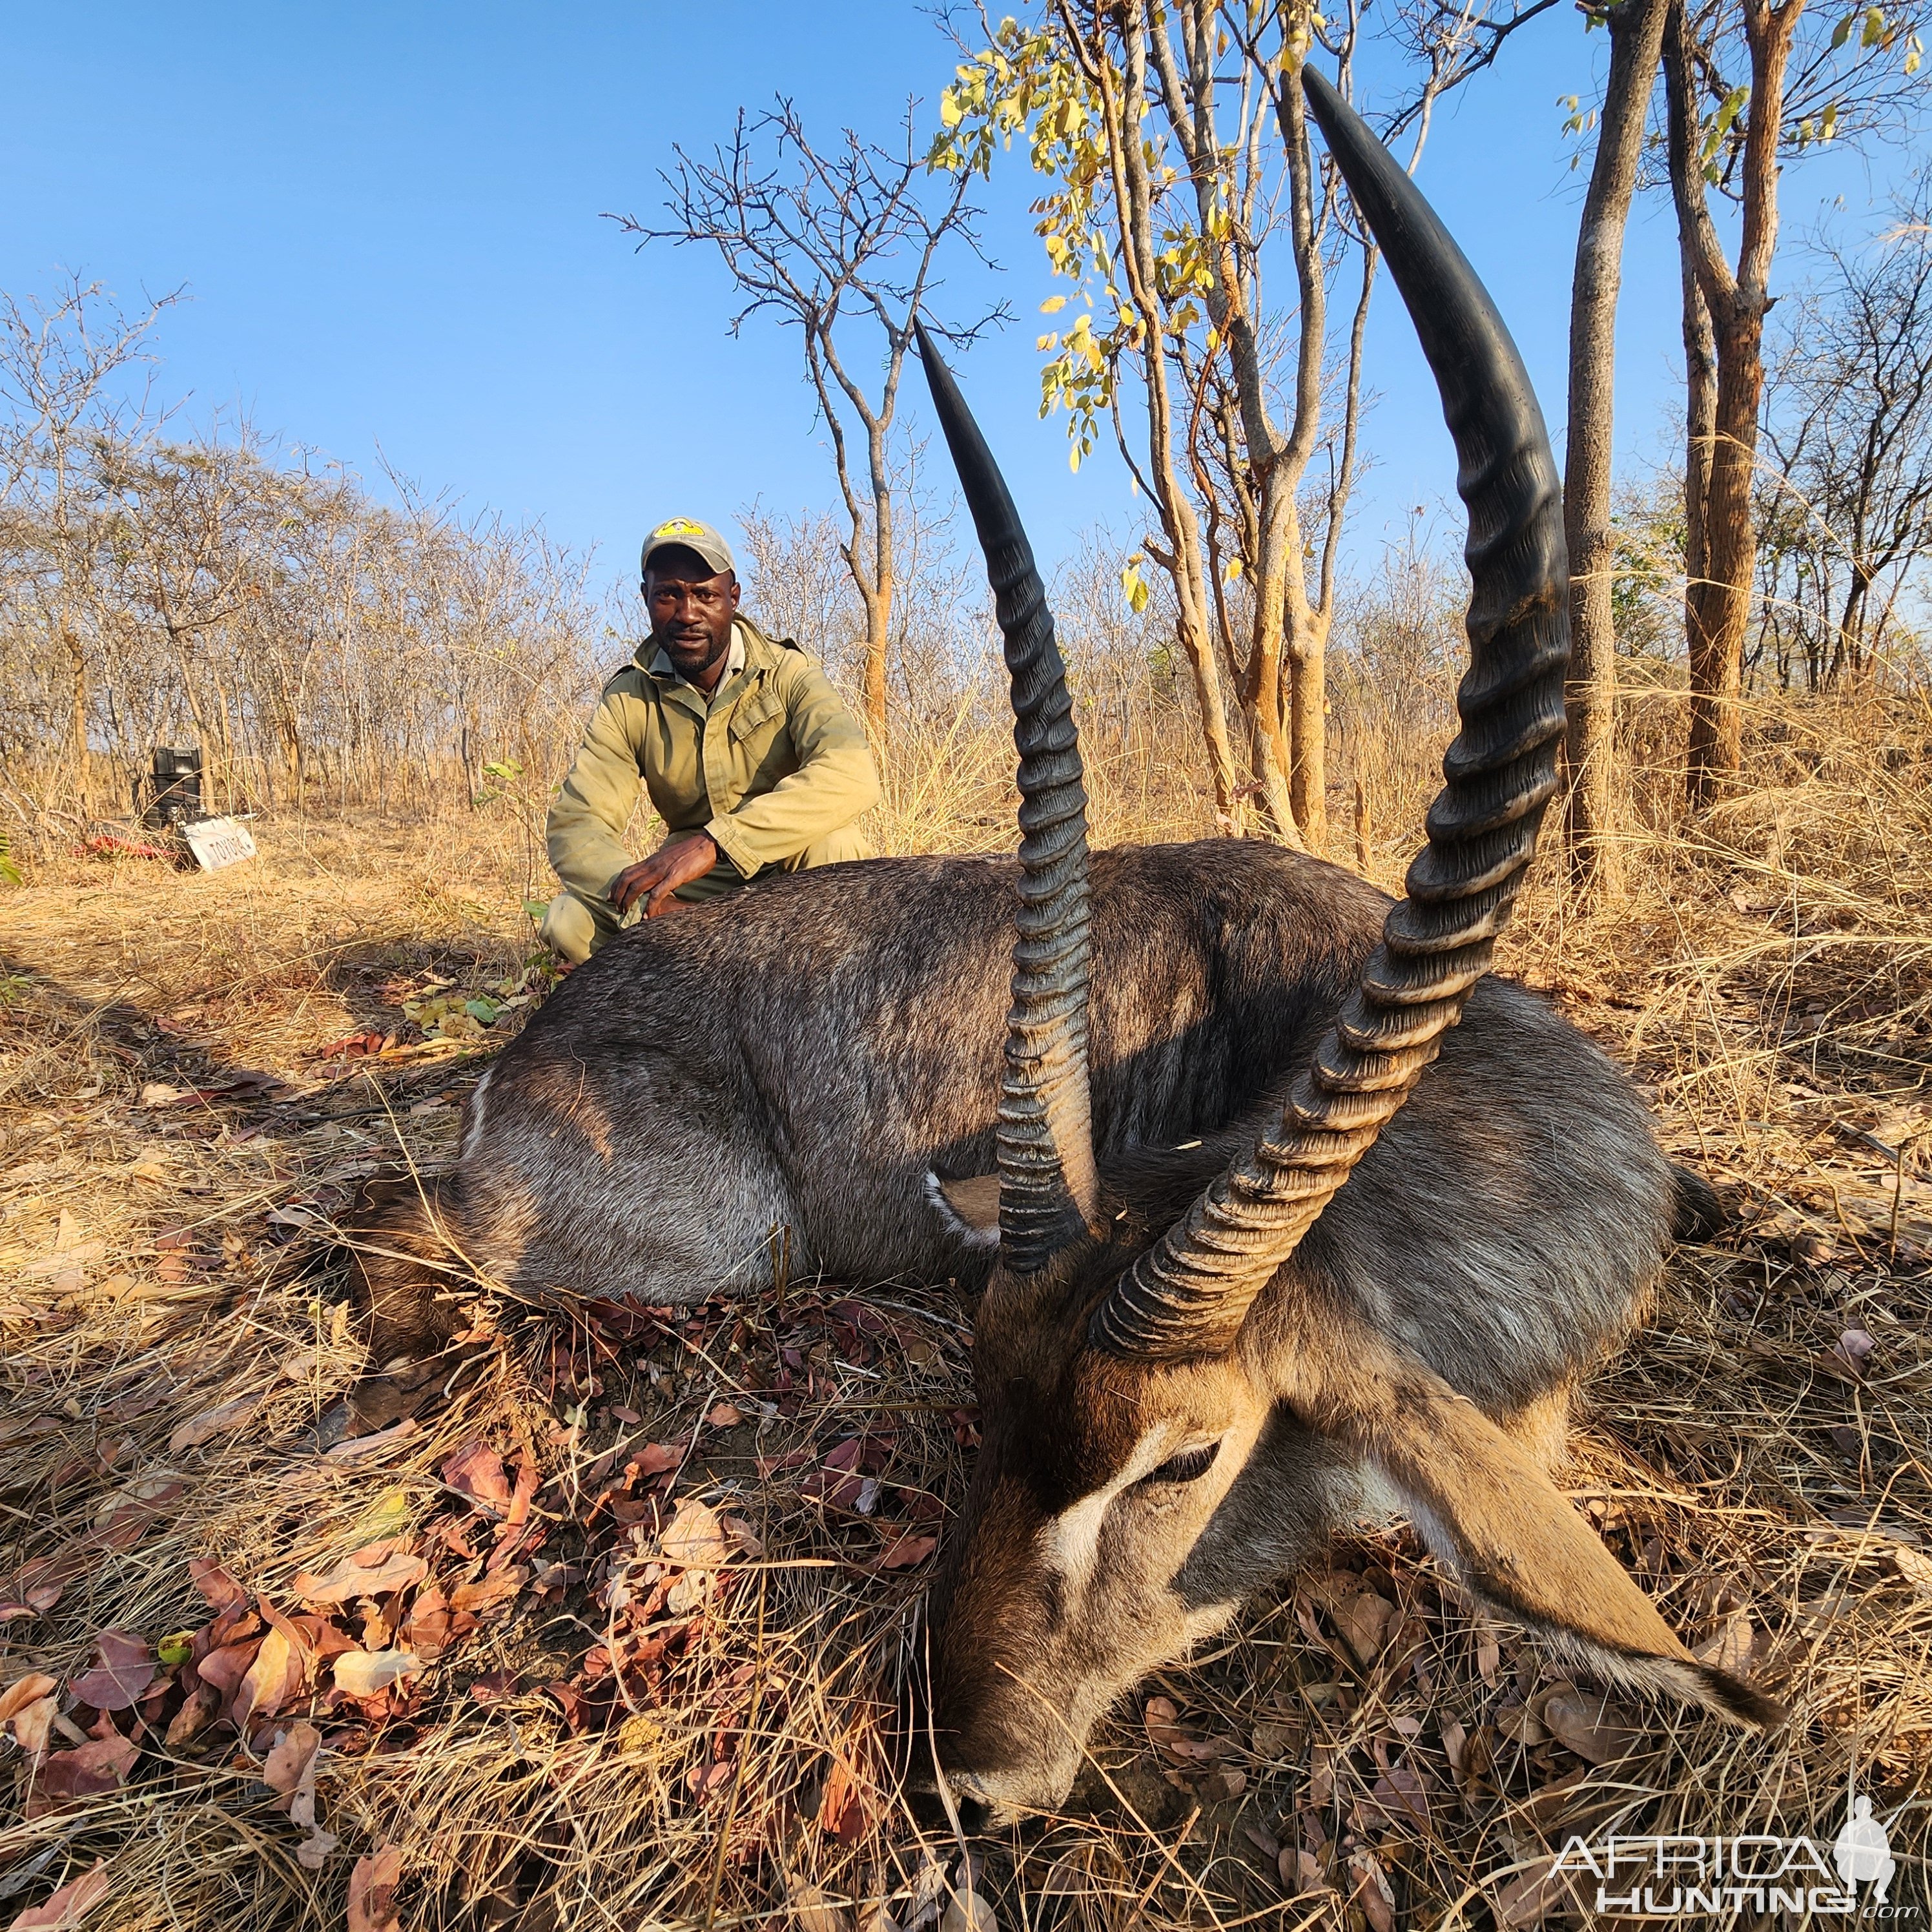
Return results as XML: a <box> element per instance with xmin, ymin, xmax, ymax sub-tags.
<box><xmin>652</xmin><ymin>519</ymin><xmax>708</xmax><ymax>540</ymax></box>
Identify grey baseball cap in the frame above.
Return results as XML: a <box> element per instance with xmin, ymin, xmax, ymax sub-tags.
<box><xmin>641</xmin><ymin>517</ymin><xmax>736</xmax><ymax>578</ymax></box>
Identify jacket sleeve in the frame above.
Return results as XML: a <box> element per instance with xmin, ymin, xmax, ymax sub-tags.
<box><xmin>704</xmin><ymin>661</ymin><xmax>881</xmax><ymax>879</ymax></box>
<box><xmin>546</xmin><ymin>686</ymin><xmax>644</xmax><ymax>902</ymax></box>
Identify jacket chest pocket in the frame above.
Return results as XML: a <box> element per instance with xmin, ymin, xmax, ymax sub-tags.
<box><xmin>728</xmin><ymin>689</ymin><xmax>785</xmax><ymax>746</ymax></box>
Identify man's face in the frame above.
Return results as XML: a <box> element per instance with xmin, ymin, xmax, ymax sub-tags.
<box><xmin>645</xmin><ymin>546</ymin><xmax>740</xmax><ymax>688</ymax></box>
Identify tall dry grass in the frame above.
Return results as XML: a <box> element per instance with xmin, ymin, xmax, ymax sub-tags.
<box><xmin>0</xmin><ymin>661</ymin><xmax>1928</xmax><ymax>1931</ymax></box>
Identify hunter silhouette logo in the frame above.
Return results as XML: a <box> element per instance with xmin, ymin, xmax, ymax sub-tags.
<box><xmin>1836</xmin><ymin>1793</ymin><xmax>1898</xmax><ymax>1905</ymax></box>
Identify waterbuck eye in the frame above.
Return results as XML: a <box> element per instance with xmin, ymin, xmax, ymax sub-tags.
<box><xmin>1142</xmin><ymin>1441</ymin><xmax>1219</xmax><ymax>1486</ymax></box>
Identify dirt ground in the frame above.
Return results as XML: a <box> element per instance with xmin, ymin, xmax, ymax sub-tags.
<box><xmin>1</xmin><ymin>768</ymin><xmax>1929</xmax><ymax>1929</ymax></box>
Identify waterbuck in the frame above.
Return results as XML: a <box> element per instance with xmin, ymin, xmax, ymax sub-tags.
<box><xmin>917</xmin><ymin>70</ymin><xmax>1782</xmax><ymax>1814</ymax></box>
<box><xmin>343</xmin><ymin>72</ymin><xmax>1778</xmax><ymax>1790</ymax></box>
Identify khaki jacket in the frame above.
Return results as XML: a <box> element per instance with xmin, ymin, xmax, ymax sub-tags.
<box><xmin>546</xmin><ymin>616</ymin><xmax>880</xmax><ymax>901</ymax></box>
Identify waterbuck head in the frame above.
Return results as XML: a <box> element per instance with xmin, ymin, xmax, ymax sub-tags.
<box><xmin>914</xmin><ymin>70</ymin><xmax>1782</xmax><ymax>1820</ymax></box>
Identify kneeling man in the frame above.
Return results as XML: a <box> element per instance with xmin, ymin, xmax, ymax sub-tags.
<box><xmin>540</xmin><ymin>519</ymin><xmax>881</xmax><ymax>963</ymax></box>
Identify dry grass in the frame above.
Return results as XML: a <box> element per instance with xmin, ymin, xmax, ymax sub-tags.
<box><xmin>1</xmin><ymin>684</ymin><xmax>1929</xmax><ymax>1930</ymax></box>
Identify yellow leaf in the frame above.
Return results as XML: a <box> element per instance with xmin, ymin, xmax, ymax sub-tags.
<box><xmin>1040</xmin><ymin>294</ymin><xmax>1067</xmax><ymax>313</ymax></box>
<box><xmin>940</xmin><ymin>90</ymin><xmax>963</xmax><ymax>129</ymax></box>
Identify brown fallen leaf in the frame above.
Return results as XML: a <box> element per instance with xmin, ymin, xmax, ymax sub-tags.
<box><xmin>789</xmin><ymin>1880</ymin><xmax>854</xmax><ymax>1932</ymax></box>
<box><xmin>1361</xmin><ymin>1763</ymin><xmax>1432</xmax><ymax>1831</ymax></box>
<box><xmin>1541</xmin><ymin>1688</ymin><xmax>1642</xmax><ymax>1767</ymax></box>
<box><xmin>440</xmin><ymin>1437</ymin><xmax>513</xmax><ymax>1511</ymax></box>
<box><xmin>1346</xmin><ymin>1848</ymin><xmax>1395</xmax><ymax>1932</ymax></box>
<box><xmin>7</xmin><ymin>1863</ymin><xmax>112</xmax><ymax>1931</ymax></box>
<box><xmin>333</xmin><ymin>1650</ymin><xmax>422</xmax><ymax>1697</ymax></box>
<box><xmin>448</xmin><ymin>1569</ymin><xmax>524</xmax><ymax>1614</ymax></box>
<box><xmin>0</xmin><ymin>1671</ymin><xmax>57</xmax><ymax>1727</ymax></box>
<box><xmin>168</xmin><ymin>1393</ymin><xmax>260</xmax><ymax>1454</ymax></box>
<box><xmin>188</xmin><ymin>1559</ymin><xmax>249</xmax><ymax>1610</ymax></box>
<box><xmin>68</xmin><ymin>1631</ymin><xmax>156</xmax><ymax>1712</ymax></box>
<box><xmin>706</xmin><ymin>1401</ymin><xmax>744</xmax><ymax>1429</ymax></box>
<box><xmin>194</xmin><ymin>1638</ymin><xmax>262</xmax><ymax>1702</ymax></box>
<box><xmin>232</xmin><ymin>1627</ymin><xmax>303</xmax><ymax>1727</ymax></box>
<box><xmin>325</xmin><ymin>1418</ymin><xmax>420</xmax><ymax>1463</ymax></box>
<box><xmin>1329</xmin><ymin>1589</ymin><xmax>1395</xmax><ymax>1668</ymax></box>
<box><xmin>262</xmin><ymin>1721</ymin><xmax>322</xmax><ymax>1798</ymax></box>
<box><xmin>1693</xmin><ymin>1609</ymin><xmax>1757</xmax><ymax>1676</ymax></box>
<box><xmin>632</xmin><ymin>1443</ymin><xmax>683</xmax><ymax>1477</ymax></box>
<box><xmin>874</xmin><ymin>1528</ymin><xmax>938</xmax><ymax>1570</ymax></box>
<box><xmin>163</xmin><ymin>1683</ymin><xmax>220</xmax><ymax>1749</ymax></box>
<box><xmin>346</xmin><ymin>1845</ymin><xmax>403</xmax><ymax>1932</ymax></box>
<box><xmin>1896</xmin><ymin>1548</ymin><xmax>1932</xmax><ymax>1599</ymax></box>
<box><xmin>291</xmin><ymin>1548</ymin><xmax>427</xmax><ymax>1604</ymax></box>
<box><xmin>660</xmin><ymin>1499</ymin><xmax>732</xmax><ymax>1568</ymax></box>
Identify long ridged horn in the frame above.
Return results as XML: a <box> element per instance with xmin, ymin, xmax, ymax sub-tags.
<box><xmin>915</xmin><ymin>320</ymin><xmax>1100</xmax><ymax>1270</ymax></box>
<box><xmin>1091</xmin><ymin>67</ymin><xmax>1570</xmax><ymax>1358</ymax></box>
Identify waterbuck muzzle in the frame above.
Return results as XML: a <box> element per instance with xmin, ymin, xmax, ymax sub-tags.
<box><xmin>916</xmin><ymin>70</ymin><xmax>1782</xmax><ymax>1820</ymax></box>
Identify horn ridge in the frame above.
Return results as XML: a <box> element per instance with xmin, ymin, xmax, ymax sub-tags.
<box><xmin>915</xmin><ymin>320</ymin><xmax>1102</xmax><ymax>1270</ymax></box>
<box><xmin>1091</xmin><ymin>67</ymin><xmax>1570</xmax><ymax>1361</ymax></box>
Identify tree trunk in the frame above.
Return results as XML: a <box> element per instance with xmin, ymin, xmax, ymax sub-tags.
<box><xmin>1562</xmin><ymin>0</ymin><xmax>1668</xmax><ymax>899</ymax></box>
<box><xmin>1665</xmin><ymin>0</ymin><xmax>1802</xmax><ymax>806</ymax></box>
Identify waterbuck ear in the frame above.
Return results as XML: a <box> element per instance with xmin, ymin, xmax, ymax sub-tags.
<box><xmin>1294</xmin><ymin>1329</ymin><xmax>1786</xmax><ymax>1730</ymax></box>
<box><xmin>926</xmin><ymin>1171</ymin><xmax>1002</xmax><ymax>1249</ymax></box>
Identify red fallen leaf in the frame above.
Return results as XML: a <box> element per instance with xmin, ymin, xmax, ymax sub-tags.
<box><xmin>686</xmin><ymin>1758</ymin><xmax>734</xmax><ymax>1799</ymax></box>
<box><xmin>29</xmin><ymin>1732</ymin><xmax>139</xmax><ymax>1809</ymax></box>
<box><xmin>68</xmin><ymin>1630</ymin><xmax>156</xmax><ymax>1712</ymax></box>
<box><xmin>1362</xmin><ymin>1765</ymin><xmax>1432</xmax><ymax>1831</ymax></box>
<box><xmin>188</xmin><ymin>1559</ymin><xmax>249</xmax><ymax>1610</ymax></box>
<box><xmin>874</xmin><ymin>1529</ymin><xmax>938</xmax><ymax>1570</ymax></box>
<box><xmin>630</xmin><ymin>1443</ymin><xmax>683</xmax><ymax>1479</ymax></box>
<box><xmin>501</xmin><ymin>1459</ymin><xmax>540</xmax><ymax>1532</ymax></box>
<box><xmin>346</xmin><ymin>1845</ymin><xmax>403</xmax><ymax>1932</ymax></box>
<box><xmin>402</xmin><ymin>1587</ymin><xmax>451</xmax><ymax>1663</ymax></box>
<box><xmin>194</xmin><ymin>1638</ymin><xmax>262</xmax><ymax>1701</ymax></box>
<box><xmin>818</xmin><ymin>1756</ymin><xmax>870</xmax><ymax>1844</ymax></box>
<box><xmin>468</xmin><ymin>1669</ymin><xmax>517</xmax><ymax>1705</ymax></box>
<box><xmin>441</xmin><ymin>1439</ymin><xmax>513</xmax><ymax>1512</ymax></box>
<box><xmin>7</xmin><ymin>1861</ymin><xmax>112</xmax><ymax>1929</ymax></box>
<box><xmin>547</xmin><ymin>1680</ymin><xmax>590</xmax><ymax>1732</ymax></box>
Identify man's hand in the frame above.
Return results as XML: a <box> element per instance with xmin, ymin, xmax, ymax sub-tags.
<box><xmin>610</xmin><ymin>834</ymin><xmax>719</xmax><ymax>919</ymax></box>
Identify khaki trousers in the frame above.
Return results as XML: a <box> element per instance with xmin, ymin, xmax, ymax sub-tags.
<box><xmin>538</xmin><ymin>823</ymin><xmax>872</xmax><ymax>965</ymax></box>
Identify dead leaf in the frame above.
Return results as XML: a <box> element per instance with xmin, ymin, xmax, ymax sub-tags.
<box><xmin>441</xmin><ymin>1438</ymin><xmax>513</xmax><ymax>1511</ymax></box>
<box><xmin>232</xmin><ymin>1626</ymin><xmax>302</xmax><ymax>1727</ymax></box>
<box><xmin>1896</xmin><ymin>1548</ymin><xmax>1932</xmax><ymax>1599</ymax></box>
<box><xmin>168</xmin><ymin>1393</ymin><xmax>260</xmax><ymax>1454</ymax></box>
<box><xmin>1346</xmin><ymin>1849</ymin><xmax>1395</xmax><ymax>1932</ymax></box>
<box><xmin>1329</xmin><ymin>1588</ymin><xmax>1394</xmax><ymax>1667</ymax></box>
<box><xmin>939</xmin><ymin>1893</ymin><xmax>997</xmax><ymax>1932</ymax></box>
<box><xmin>30</xmin><ymin>1733</ymin><xmax>139</xmax><ymax>1809</ymax></box>
<box><xmin>632</xmin><ymin>1443</ymin><xmax>682</xmax><ymax>1477</ymax></box>
<box><xmin>1492</xmin><ymin>1853</ymin><xmax>1582</xmax><ymax>1928</ymax></box>
<box><xmin>818</xmin><ymin>1754</ymin><xmax>870</xmax><ymax>1843</ymax></box>
<box><xmin>333</xmin><ymin>1650</ymin><xmax>421</xmax><ymax>1697</ymax></box>
<box><xmin>874</xmin><ymin>1528</ymin><xmax>937</xmax><ymax>1570</ymax></box>
<box><xmin>346</xmin><ymin>1845</ymin><xmax>402</xmax><ymax>1932</ymax></box>
<box><xmin>12</xmin><ymin>1696</ymin><xmax>57</xmax><ymax>1756</ymax></box>
<box><xmin>1694</xmin><ymin>1609</ymin><xmax>1757</xmax><ymax>1676</ymax></box>
<box><xmin>1541</xmin><ymin>1688</ymin><xmax>1641</xmax><ymax>1766</ymax></box>
<box><xmin>789</xmin><ymin>1883</ymin><xmax>854</xmax><ymax>1932</ymax></box>
<box><xmin>291</xmin><ymin>1548</ymin><xmax>427</xmax><ymax>1604</ymax></box>
<box><xmin>0</xmin><ymin>1672</ymin><xmax>57</xmax><ymax>1725</ymax></box>
<box><xmin>325</xmin><ymin>1418</ymin><xmax>419</xmax><ymax>1462</ymax></box>
<box><xmin>1362</xmin><ymin>1764</ymin><xmax>1431</xmax><ymax>1830</ymax></box>
<box><xmin>7</xmin><ymin>1864</ymin><xmax>112</xmax><ymax>1931</ymax></box>
<box><xmin>262</xmin><ymin>1721</ymin><xmax>321</xmax><ymax>1798</ymax></box>
<box><xmin>1279</xmin><ymin>1847</ymin><xmax>1325</xmax><ymax>1898</ymax></box>
<box><xmin>659</xmin><ymin>1498</ymin><xmax>732</xmax><ymax>1568</ymax></box>
<box><xmin>188</xmin><ymin>1559</ymin><xmax>248</xmax><ymax>1610</ymax></box>
<box><xmin>706</xmin><ymin>1402</ymin><xmax>744</xmax><ymax>1428</ymax></box>
<box><xmin>68</xmin><ymin>1632</ymin><xmax>155</xmax><ymax>1712</ymax></box>
<box><xmin>294</xmin><ymin>1825</ymin><xmax>339</xmax><ymax>1871</ymax></box>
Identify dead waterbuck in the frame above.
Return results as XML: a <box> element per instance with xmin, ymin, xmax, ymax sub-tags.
<box><xmin>916</xmin><ymin>68</ymin><xmax>1782</xmax><ymax>1818</ymax></box>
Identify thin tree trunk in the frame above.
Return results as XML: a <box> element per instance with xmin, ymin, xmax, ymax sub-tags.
<box><xmin>1563</xmin><ymin>0</ymin><xmax>1668</xmax><ymax>899</ymax></box>
<box><xmin>1665</xmin><ymin>0</ymin><xmax>1802</xmax><ymax>805</ymax></box>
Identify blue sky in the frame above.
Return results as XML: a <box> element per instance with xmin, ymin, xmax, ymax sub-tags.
<box><xmin>1</xmin><ymin>3</ymin><xmax>1917</xmax><ymax>607</ymax></box>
